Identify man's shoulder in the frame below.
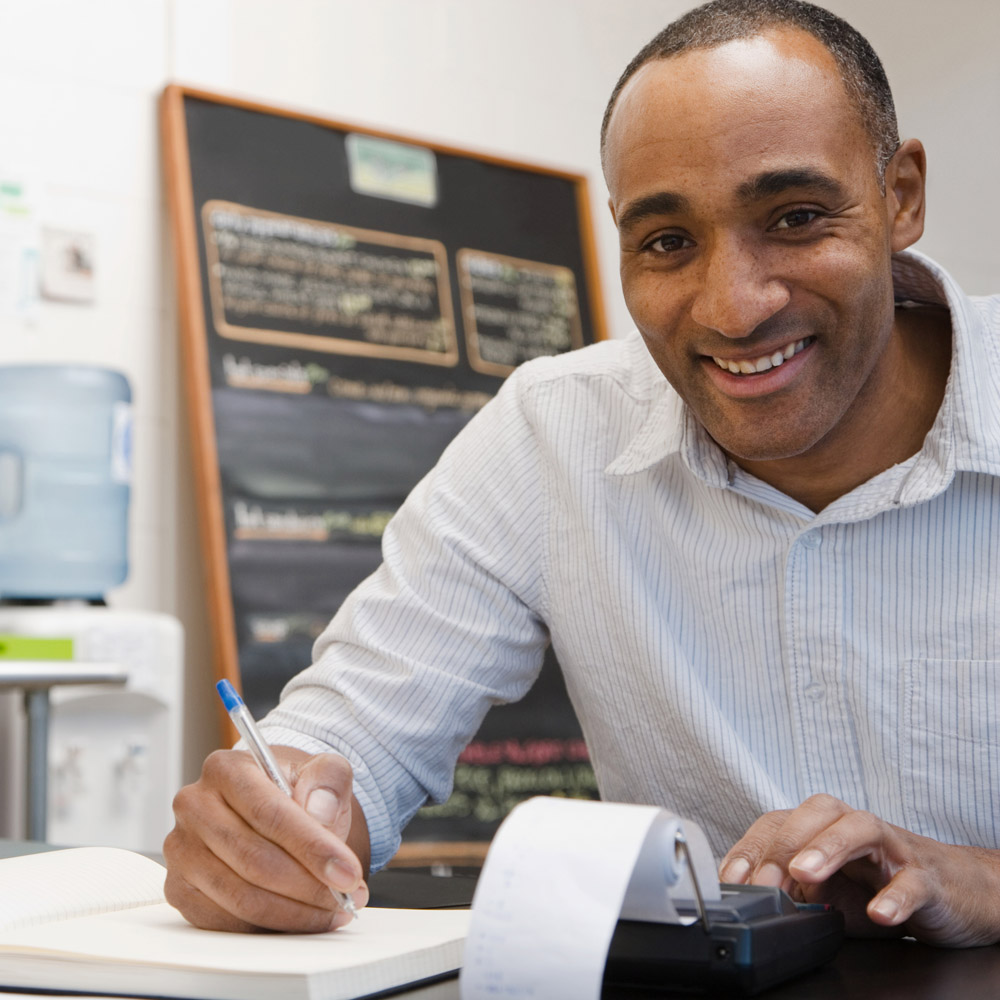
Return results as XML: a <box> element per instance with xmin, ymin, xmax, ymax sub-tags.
<box><xmin>512</xmin><ymin>330</ymin><xmax>666</xmax><ymax>403</ymax></box>
<box><xmin>476</xmin><ymin>332</ymin><xmax>677</xmax><ymax>465</ymax></box>
<box><xmin>971</xmin><ymin>293</ymin><xmax>1000</xmax><ymax>334</ymax></box>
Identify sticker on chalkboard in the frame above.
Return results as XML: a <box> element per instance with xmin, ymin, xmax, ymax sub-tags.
<box><xmin>457</xmin><ymin>249</ymin><xmax>584</xmax><ymax>376</ymax></box>
<box><xmin>202</xmin><ymin>200</ymin><xmax>459</xmax><ymax>367</ymax></box>
<box><xmin>346</xmin><ymin>133</ymin><xmax>438</xmax><ymax>208</ymax></box>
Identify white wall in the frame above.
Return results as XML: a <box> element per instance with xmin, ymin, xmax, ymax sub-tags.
<box><xmin>1</xmin><ymin>0</ymin><xmax>998</xmax><ymax>784</ymax></box>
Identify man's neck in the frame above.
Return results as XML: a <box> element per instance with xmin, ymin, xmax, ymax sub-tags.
<box><xmin>729</xmin><ymin>306</ymin><xmax>953</xmax><ymax>514</ymax></box>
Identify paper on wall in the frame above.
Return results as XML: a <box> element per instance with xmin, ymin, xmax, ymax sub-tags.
<box><xmin>459</xmin><ymin>797</ymin><xmax>720</xmax><ymax>1000</ymax></box>
<box><xmin>0</xmin><ymin>172</ymin><xmax>40</xmax><ymax>323</ymax></box>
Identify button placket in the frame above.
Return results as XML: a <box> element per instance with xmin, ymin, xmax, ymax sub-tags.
<box><xmin>785</xmin><ymin>525</ymin><xmax>841</xmax><ymax>796</ymax></box>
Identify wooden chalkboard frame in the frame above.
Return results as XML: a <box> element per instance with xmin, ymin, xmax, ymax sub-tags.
<box><xmin>160</xmin><ymin>84</ymin><xmax>607</xmax><ymax>861</ymax></box>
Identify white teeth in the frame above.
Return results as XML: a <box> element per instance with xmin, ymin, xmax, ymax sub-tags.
<box><xmin>713</xmin><ymin>338</ymin><xmax>809</xmax><ymax>375</ymax></box>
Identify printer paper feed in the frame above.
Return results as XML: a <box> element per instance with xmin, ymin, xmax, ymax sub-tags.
<box><xmin>459</xmin><ymin>797</ymin><xmax>719</xmax><ymax>1000</ymax></box>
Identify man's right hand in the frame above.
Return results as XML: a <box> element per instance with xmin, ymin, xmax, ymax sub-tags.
<box><xmin>163</xmin><ymin>746</ymin><xmax>370</xmax><ymax>933</ymax></box>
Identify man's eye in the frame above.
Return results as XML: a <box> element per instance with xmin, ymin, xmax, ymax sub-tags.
<box><xmin>773</xmin><ymin>209</ymin><xmax>819</xmax><ymax>230</ymax></box>
<box><xmin>646</xmin><ymin>233</ymin><xmax>692</xmax><ymax>253</ymax></box>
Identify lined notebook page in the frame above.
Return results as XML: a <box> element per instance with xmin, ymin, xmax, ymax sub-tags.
<box><xmin>0</xmin><ymin>847</ymin><xmax>166</xmax><ymax>932</ymax></box>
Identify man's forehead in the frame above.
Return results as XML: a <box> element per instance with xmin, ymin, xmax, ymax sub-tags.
<box><xmin>603</xmin><ymin>28</ymin><xmax>864</xmax><ymax>198</ymax></box>
<box><xmin>614</xmin><ymin>26</ymin><xmax>846</xmax><ymax>115</ymax></box>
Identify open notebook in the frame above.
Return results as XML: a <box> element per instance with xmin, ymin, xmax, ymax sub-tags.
<box><xmin>0</xmin><ymin>847</ymin><xmax>469</xmax><ymax>1000</ymax></box>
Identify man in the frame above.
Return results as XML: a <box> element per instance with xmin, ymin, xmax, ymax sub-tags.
<box><xmin>164</xmin><ymin>0</ymin><xmax>1000</xmax><ymax>946</ymax></box>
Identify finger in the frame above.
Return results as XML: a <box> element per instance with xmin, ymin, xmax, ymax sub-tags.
<box><xmin>719</xmin><ymin>809</ymin><xmax>790</xmax><ymax>883</ymax></box>
<box><xmin>166</xmin><ymin>750</ymin><xmax>365</xmax><ymax>932</ymax></box>
<box><xmin>169</xmin><ymin>767</ymin><xmax>347</xmax><ymax>915</ymax></box>
<box><xmin>867</xmin><ymin>867</ymin><xmax>932</xmax><ymax>929</ymax></box>
<box><xmin>210</xmin><ymin>750</ymin><xmax>364</xmax><ymax>895</ymax></box>
<box><xmin>786</xmin><ymin>808</ymin><xmax>889</xmax><ymax>885</ymax></box>
<box><xmin>746</xmin><ymin>795</ymin><xmax>855</xmax><ymax>889</ymax></box>
<box><xmin>164</xmin><ymin>826</ymin><xmax>344</xmax><ymax>933</ymax></box>
<box><xmin>181</xmin><ymin>772</ymin><xmax>343</xmax><ymax>912</ymax></box>
<box><xmin>289</xmin><ymin>752</ymin><xmax>355</xmax><ymax>843</ymax></box>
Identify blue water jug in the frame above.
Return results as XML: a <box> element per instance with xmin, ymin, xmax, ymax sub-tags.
<box><xmin>0</xmin><ymin>365</ymin><xmax>132</xmax><ymax>600</ymax></box>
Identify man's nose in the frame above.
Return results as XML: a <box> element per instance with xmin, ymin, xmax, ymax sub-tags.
<box><xmin>689</xmin><ymin>239</ymin><xmax>790</xmax><ymax>338</ymax></box>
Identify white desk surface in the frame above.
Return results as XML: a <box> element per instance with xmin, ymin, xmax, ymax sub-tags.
<box><xmin>0</xmin><ymin>661</ymin><xmax>126</xmax><ymax>688</ymax></box>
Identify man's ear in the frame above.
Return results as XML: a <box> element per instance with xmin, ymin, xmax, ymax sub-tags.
<box><xmin>885</xmin><ymin>138</ymin><xmax>927</xmax><ymax>253</ymax></box>
<box><xmin>607</xmin><ymin>196</ymin><xmax>617</xmax><ymax>227</ymax></box>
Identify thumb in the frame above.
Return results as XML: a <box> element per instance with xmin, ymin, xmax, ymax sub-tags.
<box><xmin>292</xmin><ymin>752</ymin><xmax>354</xmax><ymax>842</ymax></box>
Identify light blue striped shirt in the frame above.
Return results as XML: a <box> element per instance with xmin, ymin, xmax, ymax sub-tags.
<box><xmin>262</xmin><ymin>249</ymin><xmax>1000</xmax><ymax>869</ymax></box>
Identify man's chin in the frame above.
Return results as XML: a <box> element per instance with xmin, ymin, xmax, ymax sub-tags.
<box><xmin>712</xmin><ymin>430</ymin><xmax>819</xmax><ymax>466</ymax></box>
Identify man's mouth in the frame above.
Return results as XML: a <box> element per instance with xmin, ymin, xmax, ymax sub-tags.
<box><xmin>710</xmin><ymin>337</ymin><xmax>814</xmax><ymax>375</ymax></box>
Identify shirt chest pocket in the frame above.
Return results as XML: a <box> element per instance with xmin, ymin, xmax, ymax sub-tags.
<box><xmin>902</xmin><ymin>659</ymin><xmax>1000</xmax><ymax>847</ymax></box>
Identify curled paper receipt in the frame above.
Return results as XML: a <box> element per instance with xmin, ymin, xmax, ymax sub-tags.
<box><xmin>460</xmin><ymin>797</ymin><xmax>720</xmax><ymax>1000</ymax></box>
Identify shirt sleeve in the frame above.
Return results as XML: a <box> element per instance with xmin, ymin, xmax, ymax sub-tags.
<box><xmin>259</xmin><ymin>364</ymin><xmax>553</xmax><ymax>869</ymax></box>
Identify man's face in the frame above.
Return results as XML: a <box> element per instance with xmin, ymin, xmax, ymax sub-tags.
<box><xmin>604</xmin><ymin>28</ymin><xmax>911</xmax><ymax>465</ymax></box>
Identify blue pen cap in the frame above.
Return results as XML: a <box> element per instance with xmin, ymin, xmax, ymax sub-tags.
<box><xmin>216</xmin><ymin>679</ymin><xmax>244</xmax><ymax>712</ymax></box>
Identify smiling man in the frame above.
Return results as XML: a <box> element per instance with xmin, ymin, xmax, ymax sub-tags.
<box><xmin>165</xmin><ymin>0</ymin><xmax>1000</xmax><ymax>947</ymax></box>
<box><xmin>603</xmin><ymin>8</ymin><xmax>950</xmax><ymax>513</ymax></box>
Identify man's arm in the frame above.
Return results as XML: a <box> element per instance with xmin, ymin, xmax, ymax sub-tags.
<box><xmin>720</xmin><ymin>794</ymin><xmax>1000</xmax><ymax>947</ymax></box>
<box><xmin>163</xmin><ymin>747</ymin><xmax>370</xmax><ymax>932</ymax></box>
<box><xmin>163</xmin><ymin>364</ymin><xmax>557</xmax><ymax>925</ymax></box>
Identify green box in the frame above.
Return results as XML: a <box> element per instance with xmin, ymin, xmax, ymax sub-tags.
<box><xmin>0</xmin><ymin>635</ymin><xmax>74</xmax><ymax>660</ymax></box>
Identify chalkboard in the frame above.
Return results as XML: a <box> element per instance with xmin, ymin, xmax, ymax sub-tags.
<box><xmin>160</xmin><ymin>86</ymin><xmax>606</xmax><ymax>858</ymax></box>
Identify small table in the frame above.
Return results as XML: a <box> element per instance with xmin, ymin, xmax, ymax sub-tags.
<box><xmin>0</xmin><ymin>661</ymin><xmax>127</xmax><ymax>840</ymax></box>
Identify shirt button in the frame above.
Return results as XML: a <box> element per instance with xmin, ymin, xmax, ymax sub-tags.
<box><xmin>801</xmin><ymin>532</ymin><xmax>821</xmax><ymax>549</ymax></box>
<box><xmin>804</xmin><ymin>683</ymin><xmax>825</xmax><ymax>701</ymax></box>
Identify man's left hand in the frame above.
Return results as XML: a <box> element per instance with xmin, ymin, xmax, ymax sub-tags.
<box><xmin>719</xmin><ymin>794</ymin><xmax>1000</xmax><ymax>947</ymax></box>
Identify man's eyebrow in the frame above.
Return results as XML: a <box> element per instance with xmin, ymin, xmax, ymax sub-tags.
<box><xmin>615</xmin><ymin>170</ymin><xmax>847</xmax><ymax>232</ymax></box>
<box><xmin>615</xmin><ymin>191</ymin><xmax>691</xmax><ymax>232</ymax></box>
<box><xmin>736</xmin><ymin>168</ymin><xmax>847</xmax><ymax>204</ymax></box>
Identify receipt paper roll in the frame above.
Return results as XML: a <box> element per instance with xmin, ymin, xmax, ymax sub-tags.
<box><xmin>459</xmin><ymin>796</ymin><xmax>720</xmax><ymax>1000</ymax></box>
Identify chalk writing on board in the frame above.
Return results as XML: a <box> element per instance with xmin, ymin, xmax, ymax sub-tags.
<box><xmin>221</xmin><ymin>353</ymin><xmax>329</xmax><ymax>394</ymax></box>
<box><xmin>202</xmin><ymin>200</ymin><xmax>459</xmax><ymax>365</ymax></box>
<box><xmin>218</xmin><ymin>351</ymin><xmax>495</xmax><ymax>411</ymax></box>
<box><xmin>325</xmin><ymin>376</ymin><xmax>493</xmax><ymax>413</ymax></box>
<box><xmin>458</xmin><ymin>249</ymin><xmax>583</xmax><ymax>376</ymax></box>
<box><xmin>232</xmin><ymin>500</ymin><xmax>394</xmax><ymax>542</ymax></box>
<box><xmin>247</xmin><ymin>611</ymin><xmax>327</xmax><ymax>646</ymax></box>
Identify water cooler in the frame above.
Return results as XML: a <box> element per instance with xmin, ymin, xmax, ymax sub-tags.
<box><xmin>0</xmin><ymin>364</ymin><xmax>185</xmax><ymax>854</ymax></box>
<box><xmin>0</xmin><ymin>607</ymin><xmax>184</xmax><ymax>853</ymax></box>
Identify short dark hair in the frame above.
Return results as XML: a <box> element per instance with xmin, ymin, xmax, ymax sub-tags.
<box><xmin>600</xmin><ymin>0</ymin><xmax>900</xmax><ymax>184</ymax></box>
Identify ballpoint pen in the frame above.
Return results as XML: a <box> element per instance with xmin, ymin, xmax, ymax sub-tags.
<box><xmin>215</xmin><ymin>679</ymin><xmax>359</xmax><ymax>921</ymax></box>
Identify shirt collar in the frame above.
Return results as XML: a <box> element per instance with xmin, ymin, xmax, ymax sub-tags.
<box><xmin>606</xmin><ymin>250</ymin><xmax>1000</xmax><ymax>500</ymax></box>
<box><xmin>885</xmin><ymin>249</ymin><xmax>1000</xmax><ymax>508</ymax></box>
<box><xmin>604</xmin><ymin>368</ymin><xmax>731</xmax><ymax>487</ymax></box>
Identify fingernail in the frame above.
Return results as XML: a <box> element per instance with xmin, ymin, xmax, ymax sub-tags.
<box><xmin>306</xmin><ymin>787</ymin><xmax>340</xmax><ymax>824</ymax></box>
<box><xmin>871</xmin><ymin>897</ymin><xmax>900</xmax><ymax>923</ymax></box>
<box><xmin>755</xmin><ymin>863</ymin><xmax>785</xmax><ymax>887</ymax></box>
<box><xmin>325</xmin><ymin>856</ymin><xmax>361</xmax><ymax>890</ymax></box>
<box><xmin>351</xmin><ymin>879</ymin><xmax>370</xmax><ymax>909</ymax></box>
<box><xmin>721</xmin><ymin>857</ymin><xmax>750</xmax><ymax>883</ymax></box>
<box><xmin>793</xmin><ymin>849</ymin><xmax>826</xmax><ymax>876</ymax></box>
